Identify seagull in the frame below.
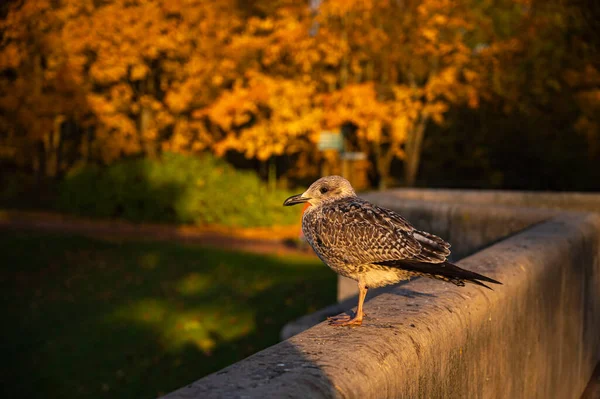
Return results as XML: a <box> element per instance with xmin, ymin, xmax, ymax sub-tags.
<box><xmin>283</xmin><ymin>175</ymin><xmax>502</xmax><ymax>327</ymax></box>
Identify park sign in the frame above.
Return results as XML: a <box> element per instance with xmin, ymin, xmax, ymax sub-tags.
<box><xmin>318</xmin><ymin>131</ymin><xmax>343</xmax><ymax>151</ymax></box>
<box><xmin>340</xmin><ymin>152</ymin><xmax>367</xmax><ymax>161</ymax></box>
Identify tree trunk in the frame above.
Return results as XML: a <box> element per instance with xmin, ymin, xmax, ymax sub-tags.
<box><xmin>340</xmin><ymin>13</ymin><xmax>349</xmax><ymax>88</ymax></box>
<box><xmin>34</xmin><ymin>141</ymin><xmax>45</xmax><ymax>180</ymax></box>
<box><xmin>138</xmin><ymin>69</ymin><xmax>157</xmax><ymax>158</ymax></box>
<box><xmin>139</xmin><ymin>105</ymin><xmax>155</xmax><ymax>158</ymax></box>
<box><xmin>378</xmin><ymin>169</ymin><xmax>389</xmax><ymax>190</ymax></box>
<box><xmin>268</xmin><ymin>158</ymin><xmax>277</xmax><ymax>192</ymax></box>
<box><xmin>45</xmin><ymin>115</ymin><xmax>64</xmax><ymax>177</ymax></box>
<box><xmin>373</xmin><ymin>143</ymin><xmax>395</xmax><ymax>191</ymax></box>
<box><xmin>81</xmin><ymin>126</ymin><xmax>91</xmax><ymax>164</ymax></box>
<box><xmin>403</xmin><ymin>116</ymin><xmax>428</xmax><ymax>187</ymax></box>
<box><xmin>32</xmin><ymin>53</ymin><xmax>46</xmax><ymax>178</ymax></box>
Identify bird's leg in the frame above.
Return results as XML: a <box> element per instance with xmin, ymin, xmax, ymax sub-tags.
<box><xmin>329</xmin><ymin>281</ymin><xmax>368</xmax><ymax>327</ymax></box>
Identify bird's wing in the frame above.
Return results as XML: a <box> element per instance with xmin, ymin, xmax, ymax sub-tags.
<box><xmin>317</xmin><ymin>198</ymin><xmax>450</xmax><ymax>265</ymax></box>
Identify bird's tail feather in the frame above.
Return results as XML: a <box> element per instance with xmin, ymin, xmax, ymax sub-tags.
<box><xmin>375</xmin><ymin>260</ymin><xmax>502</xmax><ymax>290</ymax></box>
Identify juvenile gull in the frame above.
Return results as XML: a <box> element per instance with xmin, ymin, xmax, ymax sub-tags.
<box><xmin>283</xmin><ymin>175</ymin><xmax>502</xmax><ymax>327</ymax></box>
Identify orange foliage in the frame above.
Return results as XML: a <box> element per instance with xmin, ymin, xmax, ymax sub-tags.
<box><xmin>0</xmin><ymin>0</ymin><xmax>591</xmax><ymax>183</ymax></box>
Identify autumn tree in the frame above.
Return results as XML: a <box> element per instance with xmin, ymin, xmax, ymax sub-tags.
<box><xmin>477</xmin><ymin>0</ymin><xmax>600</xmax><ymax>160</ymax></box>
<box><xmin>1</xmin><ymin>0</ymin><xmax>598</xmax><ymax>190</ymax></box>
<box><xmin>194</xmin><ymin>0</ymin><xmax>489</xmax><ymax>187</ymax></box>
<box><xmin>0</xmin><ymin>0</ymin><xmax>244</xmax><ymax>170</ymax></box>
<box><xmin>0</xmin><ymin>0</ymin><xmax>89</xmax><ymax>177</ymax></box>
<box><xmin>196</xmin><ymin>2</ymin><xmax>323</xmax><ymax>163</ymax></box>
<box><xmin>66</xmin><ymin>0</ymin><xmax>245</xmax><ymax>162</ymax></box>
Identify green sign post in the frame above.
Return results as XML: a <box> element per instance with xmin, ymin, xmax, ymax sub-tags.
<box><xmin>317</xmin><ymin>131</ymin><xmax>344</xmax><ymax>152</ymax></box>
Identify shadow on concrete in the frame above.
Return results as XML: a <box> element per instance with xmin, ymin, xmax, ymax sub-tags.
<box><xmin>165</xmin><ymin>340</ymin><xmax>338</xmax><ymax>398</ymax></box>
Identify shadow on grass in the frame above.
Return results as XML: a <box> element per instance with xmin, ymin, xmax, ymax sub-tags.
<box><xmin>0</xmin><ymin>230</ymin><xmax>336</xmax><ymax>399</ymax></box>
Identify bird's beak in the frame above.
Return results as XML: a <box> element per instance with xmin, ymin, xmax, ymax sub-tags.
<box><xmin>283</xmin><ymin>193</ymin><xmax>310</xmax><ymax>207</ymax></box>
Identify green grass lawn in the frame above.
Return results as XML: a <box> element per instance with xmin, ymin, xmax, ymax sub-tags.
<box><xmin>0</xmin><ymin>230</ymin><xmax>335</xmax><ymax>399</ymax></box>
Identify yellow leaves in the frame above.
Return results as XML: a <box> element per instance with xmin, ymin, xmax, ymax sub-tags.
<box><xmin>247</xmin><ymin>17</ymin><xmax>275</xmax><ymax>34</ymax></box>
<box><xmin>322</xmin><ymin>84</ymin><xmax>386</xmax><ymax>132</ymax></box>
<box><xmin>317</xmin><ymin>77</ymin><xmax>453</xmax><ymax>158</ymax></box>
<box><xmin>90</xmin><ymin>59</ymin><xmax>128</xmax><ymax>84</ymax></box>
<box><xmin>0</xmin><ymin>0</ymin><xmax>236</xmax><ymax>164</ymax></box>
<box><xmin>365</xmin><ymin>120</ymin><xmax>383</xmax><ymax>143</ymax></box>
<box><xmin>425</xmin><ymin>102</ymin><xmax>449</xmax><ymax>124</ymax></box>
<box><xmin>109</xmin><ymin>84</ymin><xmax>132</xmax><ymax>107</ymax></box>
<box><xmin>424</xmin><ymin>67</ymin><xmax>461</xmax><ymax>103</ymax></box>
<box><xmin>164</xmin><ymin>119</ymin><xmax>214</xmax><ymax>154</ymax></box>
<box><xmin>130</xmin><ymin>64</ymin><xmax>149</xmax><ymax>81</ymax></box>
<box><xmin>212</xmin><ymin>74</ymin><xmax>224</xmax><ymax>86</ymax></box>
<box><xmin>391</xmin><ymin>117</ymin><xmax>410</xmax><ymax>143</ymax></box>
<box><xmin>0</xmin><ymin>43</ymin><xmax>22</xmax><ymax>69</ymax></box>
<box><xmin>0</xmin><ymin>0</ymin><xmax>512</xmax><ymax>174</ymax></box>
<box><xmin>319</xmin><ymin>0</ymin><xmax>377</xmax><ymax>18</ymax></box>
<box><xmin>467</xmin><ymin>87</ymin><xmax>480</xmax><ymax>109</ymax></box>
<box><xmin>143</xmin><ymin>127</ymin><xmax>159</xmax><ymax>141</ymax></box>
<box><xmin>207</xmin><ymin>88</ymin><xmax>253</xmax><ymax>131</ymax></box>
<box><xmin>205</xmin><ymin>73</ymin><xmax>322</xmax><ymax>160</ymax></box>
<box><xmin>421</xmin><ymin>28</ymin><xmax>439</xmax><ymax>42</ymax></box>
<box><xmin>463</xmin><ymin>69</ymin><xmax>479</xmax><ymax>83</ymax></box>
<box><xmin>88</xmin><ymin>94</ymin><xmax>116</xmax><ymax>115</ymax></box>
<box><xmin>432</xmin><ymin>14</ymin><xmax>448</xmax><ymax>25</ymax></box>
<box><xmin>165</xmin><ymin>84</ymin><xmax>193</xmax><ymax>114</ymax></box>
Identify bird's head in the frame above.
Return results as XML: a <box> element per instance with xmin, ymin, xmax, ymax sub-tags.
<box><xmin>283</xmin><ymin>175</ymin><xmax>357</xmax><ymax>208</ymax></box>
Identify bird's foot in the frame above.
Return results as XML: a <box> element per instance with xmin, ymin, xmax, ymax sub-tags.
<box><xmin>327</xmin><ymin>312</ymin><xmax>366</xmax><ymax>322</ymax></box>
<box><xmin>327</xmin><ymin>313</ymin><xmax>363</xmax><ymax>327</ymax></box>
<box><xmin>327</xmin><ymin>314</ymin><xmax>351</xmax><ymax>322</ymax></box>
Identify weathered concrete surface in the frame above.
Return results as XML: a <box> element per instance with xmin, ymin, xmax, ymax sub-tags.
<box><xmin>280</xmin><ymin>284</ymin><xmax>400</xmax><ymax>341</ymax></box>
<box><xmin>384</xmin><ymin>188</ymin><xmax>600</xmax><ymax>213</ymax></box>
<box><xmin>360</xmin><ymin>193</ymin><xmax>560</xmax><ymax>260</ymax></box>
<box><xmin>163</xmin><ymin>213</ymin><xmax>600</xmax><ymax>399</ymax></box>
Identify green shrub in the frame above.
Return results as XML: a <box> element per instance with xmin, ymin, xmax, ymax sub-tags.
<box><xmin>57</xmin><ymin>153</ymin><xmax>301</xmax><ymax>227</ymax></box>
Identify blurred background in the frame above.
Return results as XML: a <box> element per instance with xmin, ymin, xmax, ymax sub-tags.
<box><xmin>1</xmin><ymin>0</ymin><xmax>599</xmax><ymax>398</ymax></box>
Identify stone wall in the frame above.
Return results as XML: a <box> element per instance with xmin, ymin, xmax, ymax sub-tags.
<box><xmin>163</xmin><ymin>191</ymin><xmax>600</xmax><ymax>399</ymax></box>
<box><xmin>380</xmin><ymin>189</ymin><xmax>600</xmax><ymax>213</ymax></box>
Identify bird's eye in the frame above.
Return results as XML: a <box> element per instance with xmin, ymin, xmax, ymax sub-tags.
<box><xmin>319</xmin><ymin>187</ymin><xmax>329</xmax><ymax>194</ymax></box>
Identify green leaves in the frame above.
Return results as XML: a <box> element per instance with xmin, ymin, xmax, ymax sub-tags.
<box><xmin>57</xmin><ymin>152</ymin><xmax>300</xmax><ymax>227</ymax></box>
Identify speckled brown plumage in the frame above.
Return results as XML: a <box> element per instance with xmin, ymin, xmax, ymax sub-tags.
<box><xmin>283</xmin><ymin>176</ymin><xmax>502</xmax><ymax>326</ymax></box>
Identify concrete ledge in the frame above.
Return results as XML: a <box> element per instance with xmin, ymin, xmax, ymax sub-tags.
<box><xmin>280</xmin><ymin>283</ymin><xmax>405</xmax><ymax>341</ymax></box>
<box><xmin>163</xmin><ymin>213</ymin><xmax>600</xmax><ymax>398</ymax></box>
<box><xmin>383</xmin><ymin>188</ymin><xmax>600</xmax><ymax>213</ymax></box>
<box><xmin>360</xmin><ymin>194</ymin><xmax>560</xmax><ymax>260</ymax></box>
